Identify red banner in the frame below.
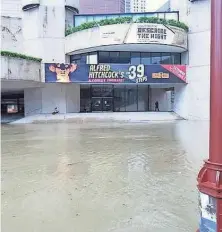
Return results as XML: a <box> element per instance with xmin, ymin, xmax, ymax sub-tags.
<box><xmin>161</xmin><ymin>65</ymin><xmax>187</xmax><ymax>83</ymax></box>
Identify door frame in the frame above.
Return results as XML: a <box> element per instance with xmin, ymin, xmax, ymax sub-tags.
<box><xmin>91</xmin><ymin>97</ymin><xmax>113</xmax><ymax>112</ymax></box>
<box><xmin>102</xmin><ymin>97</ymin><xmax>113</xmax><ymax>112</ymax></box>
<box><xmin>91</xmin><ymin>97</ymin><xmax>103</xmax><ymax>112</ymax></box>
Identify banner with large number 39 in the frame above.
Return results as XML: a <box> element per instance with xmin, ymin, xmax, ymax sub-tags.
<box><xmin>128</xmin><ymin>64</ymin><xmax>145</xmax><ymax>80</ymax></box>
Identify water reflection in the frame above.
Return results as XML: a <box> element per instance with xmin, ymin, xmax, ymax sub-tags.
<box><xmin>1</xmin><ymin>121</ymin><xmax>208</xmax><ymax>232</ymax></box>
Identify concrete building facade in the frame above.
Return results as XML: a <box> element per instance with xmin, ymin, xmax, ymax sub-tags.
<box><xmin>79</xmin><ymin>0</ymin><xmax>125</xmax><ymax>14</ymax></box>
<box><xmin>125</xmin><ymin>0</ymin><xmax>131</xmax><ymax>13</ymax></box>
<box><xmin>130</xmin><ymin>0</ymin><xmax>147</xmax><ymax>12</ymax></box>
<box><xmin>1</xmin><ymin>0</ymin><xmax>211</xmax><ymax>121</ymax></box>
<box><xmin>170</xmin><ymin>0</ymin><xmax>210</xmax><ymax>120</ymax></box>
<box><xmin>125</xmin><ymin>0</ymin><xmax>170</xmax><ymax>13</ymax></box>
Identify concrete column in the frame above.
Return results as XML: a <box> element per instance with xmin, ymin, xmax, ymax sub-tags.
<box><xmin>41</xmin><ymin>84</ymin><xmax>80</xmax><ymax>114</ymax></box>
<box><xmin>22</xmin><ymin>0</ymin><xmax>79</xmax><ymax>63</ymax></box>
<box><xmin>24</xmin><ymin>88</ymin><xmax>42</xmax><ymax>116</ymax></box>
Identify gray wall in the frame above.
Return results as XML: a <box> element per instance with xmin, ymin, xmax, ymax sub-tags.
<box><xmin>1</xmin><ymin>56</ymin><xmax>41</xmax><ymax>81</ymax></box>
<box><xmin>171</xmin><ymin>0</ymin><xmax>210</xmax><ymax>120</ymax></box>
<box><xmin>1</xmin><ymin>16</ymin><xmax>23</xmax><ymax>53</ymax></box>
<box><xmin>24</xmin><ymin>84</ymin><xmax>80</xmax><ymax>115</ymax></box>
<box><xmin>1</xmin><ymin>0</ymin><xmax>22</xmax><ymax>17</ymax></box>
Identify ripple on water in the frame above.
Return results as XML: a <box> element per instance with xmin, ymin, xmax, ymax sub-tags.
<box><xmin>1</xmin><ymin>121</ymin><xmax>208</xmax><ymax>232</ymax></box>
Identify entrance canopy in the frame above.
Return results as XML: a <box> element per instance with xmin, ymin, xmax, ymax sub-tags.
<box><xmin>45</xmin><ymin>63</ymin><xmax>187</xmax><ymax>84</ymax></box>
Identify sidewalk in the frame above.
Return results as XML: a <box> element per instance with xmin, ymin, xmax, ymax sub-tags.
<box><xmin>10</xmin><ymin>112</ymin><xmax>183</xmax><ymax>124</ymax></box>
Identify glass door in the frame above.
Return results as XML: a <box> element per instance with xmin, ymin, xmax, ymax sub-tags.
<box><xmin>91</xmin><ymin>85</ymin><xmax>113</xmax><ymax>112</ymax></box>
<box><xmin>102</xmin><ymin>98</ymin><xmax>113</xmax><ymax>112</ymax></box>
<box><xmin>91</xmin><ymin>98</ymin><xmax>102</xmax><ymax>112</ymax></box>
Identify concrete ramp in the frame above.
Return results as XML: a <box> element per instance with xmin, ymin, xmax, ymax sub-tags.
<box><xmin>10</xmin><ymin>112</ymin><xmax>183</xmax><ymax>124</ymax></box>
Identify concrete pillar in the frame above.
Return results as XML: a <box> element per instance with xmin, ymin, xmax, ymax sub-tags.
<box><xmin>22</xmin><ymin>0</ymin><xmax>79</xmax><ymax>63</ymax></box>
<box><xmin>41</xmin><ymin>84</ymin><xmax>80</xmax><ymax>114</ymax></box>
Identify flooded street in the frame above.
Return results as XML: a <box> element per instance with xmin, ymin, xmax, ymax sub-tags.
<box><xmin>2</xmin><ymin>121</ymin><xmax>209</xmax><ymax>232</ymax></box>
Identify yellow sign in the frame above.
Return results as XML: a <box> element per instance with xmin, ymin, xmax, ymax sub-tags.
<box><xmin>152</xmin><ymin>72</ymin><xmax>169</xmax><ymax>79</ymax></box>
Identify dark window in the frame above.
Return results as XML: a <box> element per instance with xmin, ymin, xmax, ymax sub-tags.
<box><xmin>80</xmin><ymin>54</ymin><xmax>87</xmax><ymax>64</ymax></box>
<box><xmin>171</xmin><ymin>53</ymin><xmax>181</xmax><ymax>64</ymax></box>
<box><xmin>161</xmin><ymin>53</ymin><xmax>171</xmax><ymax>64</ymax></box>
<box><xmin>72</xmin><ymin>52</ymin><xmax>181</xmax><ymax>65</ymax></box>
<box><xmin>113</xmin><ymin>85</ymin><xmax>126</xmax><ymax>112</ymax></box>
<box><xmin>119</xmin><ymin>52</ymin><xmax>131</xmax><ymax>63</ymax></box>
<box><xmin>151</xmin><ymin>53</ymin><xmax>161</xmax><ymax>64</ymax></box>
<box><xmin>70</xmin><ymin>54</ymin><xmax>81</xmax><ymax>64</ymax></box>
<box><xmin>70</xmin><ymin>54</ymin><xmax>87</xmax><ymax>64</ymax></box>
<box><xmin>138</xmin><ymin>85</ymin><xmax>148</xmax><ymax>111</ymax></box>
<box><xmin>80</xmin><ymin>85</ymin><xmax>91</xmax><ymax>112</ymax></box>
<box><xmin>131</xmin><ymin>52</ymin><xmax>141</xmax><ymax>64</ymax></box>
<box><xmin>109</xmin><ymin>52</ymin><xmax>119</xmax><ymax>63</ymax></box>
<box><xmin>98</xmin><ymin>51</ymin><xmax>110</xmax><ymax>63</ymax></box>
<box><xmin>91</xmin><ymin>85</ymin><xmax>113</xmax><ymax>97</ymax></box>
<box><xmin>141</xmin><ymin>52</ymin><xmax>151</xmax><ymax>64</ymax></box>
<box><xmin>99</xmin><ymin>51</ymin><xmax>131</xmax><ymax>64</ymax></box>
<box><xmin>125</xmin><ymin>85</ymin><xmax>138</xmax><ymax>111</ymax></box>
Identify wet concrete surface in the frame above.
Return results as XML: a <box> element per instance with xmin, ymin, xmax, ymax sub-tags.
<box><xmin>1</xmin><ymin>121</ymin><xmax>209</xmax><ymax>232</ymax></box>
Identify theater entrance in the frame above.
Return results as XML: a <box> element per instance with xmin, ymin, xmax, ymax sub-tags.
<box><xmin>91</xmin><ymin>97</ymin><xmax>113</xmax><ymax>112</ymax></box>
<box><xmin>91</xmin><ymin>85</ymin><xmax>113</xmax><ymax>112</ymax></box>
<box><xmin>80</xmin><ymin>84</ymin><xmax>150</xmax><ymax>113</ymax></box>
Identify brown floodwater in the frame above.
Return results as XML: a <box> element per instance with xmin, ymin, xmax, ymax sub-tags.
<box><xmin>1</xmin><ymin>121</ymin><xmax>209</xmax><ymax>232</ymax></box>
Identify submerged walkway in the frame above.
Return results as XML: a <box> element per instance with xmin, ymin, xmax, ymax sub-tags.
<box><xmin>10</xmin><ymin>112</ymin><xmax>183</xmax><ymax>124</ymax></box>
<box><xmin>2</xmin><ymin>120</ymin><xmax>205</xmax><ymax>232</ymax></box>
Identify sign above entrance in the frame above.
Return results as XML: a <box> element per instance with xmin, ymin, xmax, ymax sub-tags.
<box><xmin>45</xmin><ymin>63</ymin><xmax>187</xmax><ymax>84</ymax></box>
<box><xmin>131</xmin><ymin>23</ymin><xmax>187</xmax><ymax>49</ymax></box>
<box><xmin>137</xmin><ymin>24</ymin><xmax>172</xmax><ymax>44</ymax></box>
<box><xmin>66</xmin><ymin>23</ymin><xmax>188</xmax><ymax>53</ymax></box>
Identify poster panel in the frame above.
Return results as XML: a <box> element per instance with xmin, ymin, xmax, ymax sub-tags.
<box><xmin>45</xmin><ymin>63</ymin><xmax>187</xmax><ymax>84</ymax></box>
<box><xmin>125</xmin><ymin>23</ymin><xmax>188</xmax><ymax>49</ymax></box>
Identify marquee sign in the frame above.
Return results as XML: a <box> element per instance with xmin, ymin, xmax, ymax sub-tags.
<box><xmin>126</xmin><ymin>23</ymin><xmax>188</xmax><ymax>49</ymax></box>
<box><xmin>45</xmin><ymin>63</ymin><xmax>187</xmax><ymax>84</ymax></box>
<box><xmin>137</xmin><ymin>24</ymin><xmax>169</xmax><ymax>43</ymax></box>
<box><xmin>66</xmin><ymin>23</ymin><xmax>188</xmax><ymax>54</ymax></box>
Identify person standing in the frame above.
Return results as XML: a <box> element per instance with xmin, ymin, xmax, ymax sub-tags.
<box><xmin>155</xmin><ymin>101</ymin><xmax>159</xmax><ymax>111</ymax></box>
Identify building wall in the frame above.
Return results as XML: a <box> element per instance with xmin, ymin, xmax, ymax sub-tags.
<box><xmin>41</xmin><ymin>84</ymin><xmax>67</xmax><ymax>113</ymax></box>
<box><xmin>66</xmin><ymin>84</ymin><xmax>80</xmax><ymax>113</ymax></box>
<box><xmin>125</xmin><ymin>0</ymin><xmax>131</xmax><ymax>12</ymax></box>
<box><xmin>1</xmin><ymin>16</ymin><xmax>23</xmax><ymax>53</ymax></box>
<box><xmin>1</xmin><ymin>0</ymin><xmax>22</xmax><ymax>17</ymax></box>
<box><xmin>127</xmin><ymin>0</ymin><xmax>171</xmax><ymax>13</ymax></box>
<box><xmin>1</xmin><ymin>56</ymin><xmax>41</xmax><ymax>81</ymax></box>
<box><xmin>79</xmin><ymin>0</ymin><xmax>125</xmax><ymax>14</ymax></box>
<box><xmin>130</xmin><ymin>0</ymin><xmax>147</xmax><ymax>12</ymax></box>
<box><xmin>150</xmin><ymin>88</ymin><xmax>171</xmax><ymax>112</ymax></box>
<box><xmin>22</xmin><ymin>0</ymin><xmax>79</xmax><ymax>63</ymax></box>
<box><xmin>24</xmin><ymin>88</ymin><xmax>42</xmax><ymax>116</ymax></box>
<box><xmin>65</xmin><ymin>23</ymin><xmax>187</xmax><ymax>54</ymax></box>
<box><xmin>65</xmin><ymin>24</ymin><xmax>130</xmax><ymax>53</ymax></box>
<box><xmin>22</xmin><ymin>4</ymin><xmax>66</xmax><ymax>63</ymax></box>
<box><xmin>156</xmin><ymin>0</ymin><xmax>170</xmax><ymax>12</ymax></box>
<box><xmin>172</xmin><ymin>0</ymin><xmax>210</xmax><ymax>120</ymax></box>
<box><xmin>24</xmin><ymin>84</ymin><xmax>81</xmax><ymax>114</ymax></box>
